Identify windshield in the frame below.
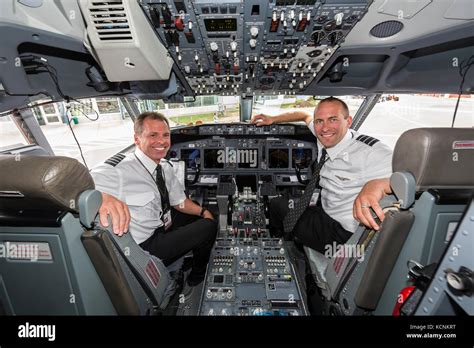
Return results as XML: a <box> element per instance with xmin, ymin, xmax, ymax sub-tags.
<box><xmin>359</xmin><ymin>94</ymin><xmax>474</xmax><ymax>149</ymax></box>
<box><xmin>2</xmin><ymin>94</ymin><xmax>471</xmax><ymax>168</ymax></box>
<box><xmin>252</xmin><ymin>95</ymin><xmax>365</xmax><ymax>124</ymax></box>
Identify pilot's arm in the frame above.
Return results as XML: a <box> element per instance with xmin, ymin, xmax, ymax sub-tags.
<box><xmin>251</xmin><ymin>111</ymin><xmax>312</xmax><ymax>126</ymax></box>
<box><xmin>353</xmin><ymin>139</ymin><xmax>393</xmax><ymax>231</ymax></box>
<box><xmin>174</xmin><ymin>198</ymin><xmax>214</xmax><ymax>220</ymax></box>
<box><xmin>90</xmin><ymin>166</ymin><xmax>131</xmax><ymax>236</ymax></box>
<box><xmin>167</xmin><ymin>167</ymin><xmax>214</xmax><ymax>220</ymax></box>
<box><xmin>353</xmin><ymin>178</ymin><xmax>392</xmax><ymax>231</ymax></box>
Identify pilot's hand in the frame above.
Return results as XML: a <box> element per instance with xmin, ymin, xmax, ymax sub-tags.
<box><xmin>203</xmin><ymin>209</ymin><xmax>215</xmax><ymax>221</ymax></box>
<box><xmin>99</xmin><ymin>192</ymin><xmax>131</xmax><ymax>236</ymax></box>
<box><xmin>353</xmin><ymin>178</ymin><xmax>391</xmax><ymax>231</ymax></box>
<box><xmin>250</xmin><ymin>114</ymin><xmax>274</xmax><ymax>126</ymax></box>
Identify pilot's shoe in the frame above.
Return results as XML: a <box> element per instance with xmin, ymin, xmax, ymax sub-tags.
<box><xmin>180</xmin><ymin>271</ymin><xmax>205</xmax><ymax>299</ymax></box>
<box><xmin>181</xmin><ymin>257</ymin><xmax>193</xmax><ymax>273</ymax></box>
<box><xmin>186</xmin><ymin>271</ymin><xmax>205</xmax><ymax>287</ymax></box>
<box><xmin>169</xmin><ymin>269</ymin><xmax>184</xmax><ymax>288</ymax></box>
<box><xmin>181</xmin><ymin>281</ymin><xmax>195</xmax><ymax>300</ymax></box>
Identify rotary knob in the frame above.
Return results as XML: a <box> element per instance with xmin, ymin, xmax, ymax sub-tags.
<box><xmin>250</xmin><ymin>26</ymin><xmax>259</xmax><ymax>38</ymax></box>
<box><xmin>335</xmin><ymin>12</ymin><xmax>344</xmax><ymax>26</ymax></box>
<box><xmin>210</xmin><ymin>41</ymin><xmax>218</xmax><ymax>52</ymax></box>
<box><xmin>230</xmin><ymin>41</ymin><xmax>238</xmax><ymax>51</ymax></box>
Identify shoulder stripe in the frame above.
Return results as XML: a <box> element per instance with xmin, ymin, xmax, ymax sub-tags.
<box><xmin>356</xmin><ymin>134</ymin><xmax>379</xmax><ymax>147</ymax></box>
<box><xmin>367</xmin><ymin>138</ymin><xmax>379</xmax><ymax>146</ymax></box>
<box><xmin>104</xmin><ymin>153</ymin><xmax>126</xmax><ymax>167</ymax></box>
<box><xmin>162</xmin><ymin>158</ymin><xmax>174</xmax><ymax>167</ymax></box>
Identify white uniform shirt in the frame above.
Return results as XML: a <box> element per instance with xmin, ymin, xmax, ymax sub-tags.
<box><xmin>308</xmin><ymin>121</ymin><xmax>393</xmax><ymax>232</ymax></box>
<box><xmin>90</xmin><ymin>148</ymin><xmax>187</xmax><ymax>244</ymax></box>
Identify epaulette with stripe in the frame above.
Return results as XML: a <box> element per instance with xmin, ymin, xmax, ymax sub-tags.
<box><xmin>104</xmin><ymin>153</ymin><xmax>126</xmax><ymax>167</ymax></box>
<box><xmin>162</xmin><ymin>158</ymin><xmax>174</xmax><ymax>167</ymax></box>
<box><xmin>356</xmin><ymin>134</ymin><xmax>379</xmax><ymax>147</ymax></box>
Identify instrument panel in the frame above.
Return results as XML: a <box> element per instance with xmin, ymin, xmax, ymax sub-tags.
<box><xmin>140</xmin><ymin>0</ymin><xmax>371</xmax><ymax>97</ymax></box>
<box><xmin>170</xmin><ymin>123</ymin><xmax>315</xmax><ymax>315</ymax></box>
<box><xmin>169</xmin><ymin>123</ymin><xmax>317</xmax><ymax>186</ymax></box>
<box><xmin>199</xmin><ymin>187</ymin><xmax>307</xmax><ymax>316</ymax></box>
<box><xmin>171</xmin><ymin>138</ymin><xmax>316</xmax><ymax>171</ymax></box>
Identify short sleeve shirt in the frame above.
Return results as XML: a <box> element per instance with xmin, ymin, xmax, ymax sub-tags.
<box><xmin>90</xmin><ymin>148</ymin><xmax>186</xmax><ymax>244</ymax></box>
<box><xmin>308</xmin><ymin>120</ymin><xmax>393</xmax><ymax>232</ymax></box>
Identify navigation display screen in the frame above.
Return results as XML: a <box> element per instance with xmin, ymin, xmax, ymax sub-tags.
<box><xmin>204</xmin><ymin>18</ymin><xmax>237</xmax><ymax>32</ymax></box>
<box><xmin>237</xmin><ymin>148</ymin><xmax>259</xmax><ymax>168</ymax></box>
<box><xmin>268</xmin><ymin>148</ymin><xmax>289</xmax><ymax>168</ymax></box>
<box><xmin>181</xmin><ymin>149</ymin><xmax>201</xmax><ymax>169</ymax></box>
<box><xmin>204</xmin><ymin>149</ymin><xmax>224</xmax><ymax>168</ymax></box>
<box><xmin>292</xmin><ymin>149</ymin><xmax>313</xmax><ymax>169</ymax></box>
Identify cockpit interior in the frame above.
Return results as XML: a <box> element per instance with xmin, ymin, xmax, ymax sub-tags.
<box><xmin>0</xmin><ymin>0</ymin><xmax>473</xmax><ymax>333</ymax></box>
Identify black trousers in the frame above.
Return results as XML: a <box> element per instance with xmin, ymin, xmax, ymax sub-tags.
<box><xmin>269</xmin><ymin>196</ymin><xmax>352</xmax><ymax>254</ymax></box>
<box><xmin>139</xmin><ymin>209</ymin><xmax>217</xmax><ymax>277</ymax></box>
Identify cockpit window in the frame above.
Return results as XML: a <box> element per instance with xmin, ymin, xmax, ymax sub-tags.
<box><xmin>252</xmin><ymin>95</ymin><xmax>365</xmax><ymax>123</ymax></box>
<box><xmin>359</xmin><ymin>94</ymin><xmax>474</xmax><ymax>149</ymax></box>
<box><xmin>30</xmin><ymin>97</ymin><xmax>135</xmax><ymax>168</ymax></box>
<box><xmin>0</xmin><ymin>115</ymin><xmax>29</xmax><ymax>150</ymax></box>
<box><xmin>158</xmin><ymin>96</ymin><xmax>240</xmax><ymax>126</ymax></box>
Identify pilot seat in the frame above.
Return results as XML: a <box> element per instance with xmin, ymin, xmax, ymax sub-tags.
<box><xmin>0</xmin><ymin>155</ymin><xmax>176</xmax><ymax>315</ymax></box>
<box><xmin>304</xmin><ymin>127</ymin><xmax>474</xmax><ymax>315</ymax></box>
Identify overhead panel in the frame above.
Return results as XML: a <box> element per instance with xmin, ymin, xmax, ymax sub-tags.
<box><xmin>139</xmin><ymin>0</ymin><xmax>371</xmax><ymax>97</ymax></box>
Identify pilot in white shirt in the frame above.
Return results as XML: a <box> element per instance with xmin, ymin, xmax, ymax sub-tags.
<box><xmin>92</xmin><ymin>147</ymin><xmax>186</xmax><ymax>244</ymax></box>
<box><xmin>252</xmin><ymin>97</ymin><xmax>392</xmax><ymax>254</ymax></box>
<box><xmin>91</xmin><ymin>112</ymin><xmax>217</xmax><ymax>287</ymax></box>
<box><xmin>308</xmin><ymin>121</ymin><xmax>393</xmax><ymax>233</ymax></box>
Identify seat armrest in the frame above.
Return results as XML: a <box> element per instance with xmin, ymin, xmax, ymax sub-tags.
<box><xmin>78</xmin><ymin>190</ymin><xmax>102</xmax><ymax>228</ymax></box>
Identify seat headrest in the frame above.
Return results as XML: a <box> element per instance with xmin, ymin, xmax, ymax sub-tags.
<box><xmin>0</xmin><ymin>155</ymin><xmax>94</xmax><ymax>213</ymax></box>
<box><xmin>393</xmin><ymin>128</ymin><xmax>474</xmax><ymax>191</ymax></box>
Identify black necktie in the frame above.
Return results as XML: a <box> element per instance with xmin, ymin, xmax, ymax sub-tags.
<box><xmin>155</xmin><ymin>164</ymin><xmax>171</xmax><ymax>214</ymax></box>
<box><xmin>283</xmin><ymin>148</ymin><xmax>328</xmax><ymax>234</ymax></box>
